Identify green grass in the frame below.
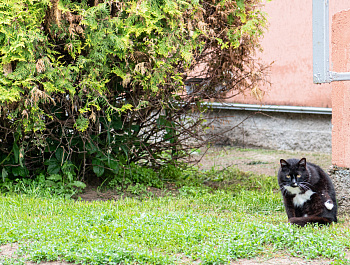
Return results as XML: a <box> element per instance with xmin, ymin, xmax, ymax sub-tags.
<box><xmin>0</xmin><ymin>167</ymin><xmax>349</xmax><ymax>264</ymax></box>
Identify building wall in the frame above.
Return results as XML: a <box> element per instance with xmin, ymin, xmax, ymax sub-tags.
<box><xmin>208</xmin><ymin>1</ymin><xmax>350</xmax><ymax>152</ymax></box>
<box><xmin>329</xmin><ymin>9</ymin><xmax>350</xmax><ymax>214</ymax></box>
<box><xmin>331</xmin><ymin>9</ymin><xmax>350</xmax><ymax>167</ymax></box>
<box><xmin>226</xmin><ymin>0</ymin><xmax>350</xmax><ymax>108</ymax></box>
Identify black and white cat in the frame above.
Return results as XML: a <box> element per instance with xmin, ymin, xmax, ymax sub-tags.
<box><xmin>277</xmin><ymin>158</ymin><xmax>337</xmax><ymax>227</ymax></box>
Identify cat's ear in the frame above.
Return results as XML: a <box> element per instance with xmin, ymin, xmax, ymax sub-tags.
<box><xmin>280</xmin><ymin>159</ymin><xmax>289</xmax><ymax>168</ymax></box>
<box><xmin>298</xmin><ymin>158</ymin><xmax>307</xmax><ymax>168</ymax></box>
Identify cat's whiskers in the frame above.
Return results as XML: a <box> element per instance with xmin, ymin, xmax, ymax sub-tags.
<box><xmin>299</xmin><ymin>182</ymin><xmax>313</xmax><ymax>192</ymax></box>
<box><xmin>298</xmin><ymin>183</ymin><xmax>310</xmax><ymax>192</ymax></box>
<box><xmin>299</xmin><ymin>181</ymin><xmax>313</xmax><ymax>188</ymax></box>
<box><xmin>279</xmin><ymin>185</ymin><xmax>288</xmax><ymax>196</ymax></box>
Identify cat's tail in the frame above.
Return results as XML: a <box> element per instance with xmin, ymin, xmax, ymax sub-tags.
<box><xmin>289</xmin><ymin>216</ymin><xmax>335</xmax><ymax>227</ymax></box>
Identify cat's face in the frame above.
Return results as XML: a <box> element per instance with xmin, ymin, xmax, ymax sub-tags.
<box><xmin>278</xmin><ymin>158</ymin><xmax>309</xmax><ymax>194</ymax></box>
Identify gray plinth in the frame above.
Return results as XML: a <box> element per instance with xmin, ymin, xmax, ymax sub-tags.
<box><xmin>328</xmin><ymin>166</ymin><xmax>350</xmax><ymax>215</ymax></box>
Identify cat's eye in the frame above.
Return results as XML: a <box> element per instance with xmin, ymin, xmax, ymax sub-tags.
<box><xmin>286</xmin><ymin>175</ymin><xmax>290</xmax><ymax>178</ymax></box>
<box><xmin>297</xmin><ymin>175</ymin><xmax>301</xmax><ymax>178</ymax></box>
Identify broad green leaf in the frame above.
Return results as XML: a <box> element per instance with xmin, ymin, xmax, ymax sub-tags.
<box><xmin>1</xmin><ymin>168</ymin><xmax>8</xmax><ymax>182</ymax></box>
<box><xmin>11</xmin><ymin>166</ymin><xmax>28</xmax><ymax>177</ymax></box>
<box><xmin>19</xmin><ymin>146</ymin><xmax>24</xmax><ymax>167</ymax></box>
<box><xmin>44</xmin><ymin>159</ymin><xmax>59</xmax><ymax>166</ymax></box>
<box><xmin>55</xmin><ymin>148</ymin><xmax>65</xmax><ymax>163</ymax></box>
<box><xmin>108</xmin><ymin>160</ymin><xmax>119</xmax><ymax>172</ymax></box>
<box><xmin>70</xmin><ymin>181</ymin><xmax>86</xmax><ymax>189</ymax></box>
<box><xmin>47</xmin><ymin>174</ymin><xmax>63</xmax><ymax>181</ymax></box>
<box><xmin>92</xmin><ymin>159</ymin><xmax>104</xmax><ymax>177</ymax></box>
<box><xmin>47</xmin><ymin>163</ymin><xmax>61</xmax><ymax>175</ymax></box>
<box><xmin>12</xmin><ymin>142</ymin><xmax>19</xmax><ymax>164</ymax></box>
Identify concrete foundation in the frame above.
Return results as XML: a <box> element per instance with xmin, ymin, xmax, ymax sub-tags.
<box><xmin>206</xmin><ymin>109</ymin><xmax>332</xmax><ymax>153</ymax></box>
<box><xmin>329</xmin><ymin>166</ymin><xmax>350</xmax><ymax>215</ymax></box>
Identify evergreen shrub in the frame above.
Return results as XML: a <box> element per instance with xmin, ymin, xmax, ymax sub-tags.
<box><xmin>0</xmin><ymin>0</ymin><xmax>268</xmax><ymax>188</ymax></box>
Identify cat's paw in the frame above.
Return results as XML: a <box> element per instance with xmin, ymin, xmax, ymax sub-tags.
<box><xmin>324</xmin><ymin>200</ymin><xmax>334</xmax><ymax>210</ymax></box>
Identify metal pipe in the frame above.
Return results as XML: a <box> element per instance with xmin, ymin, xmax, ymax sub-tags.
<box><xmin>203</xmin><ymin>102</ymin><xmax>332</xmax><ymax>115</ymax></box>
<box><xmin>313</xmin><ymin>0</ymin><xmax>331</xmax><ymax>83</ymax></box>
<box><xmin>330</xmin><ymin>71</ymin><xmax>350</xmax><ymax>82</ymax></box>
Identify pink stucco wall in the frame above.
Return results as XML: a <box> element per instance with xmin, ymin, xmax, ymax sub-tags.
<box><xmin>228</xmin><ymin>0</ymin><xmax>350</xmax><ymax>108</ymax></box>
<box><xmin>331</xmin><ymin>9</ymin><xmax>350</xmax><ymax>167</ymax></box>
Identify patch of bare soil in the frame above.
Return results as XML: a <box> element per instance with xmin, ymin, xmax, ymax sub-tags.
<box><xmin>196</xmin><ymin>146</ymin><xmax>332</xmax><ymax>177</ymax></box>
<box><xmin>0</xmin><ymin>243</ymin><xmax>75</xmax><ymax>265</ymax></box>
<box><xmin>175</xmin><ymin>252</ymin><xmax>342</xmax><ymax>265</ymax></box>
<box><xmin>230</xmin><ymin>256</ymin><xmax>333</xmax><ymax>265</ymax></box>
<box><xmin>26</xmin><ymin>261</ymin><xmax>74</xmax><ymax>265</ymax></box>
<box><xmin>76</xmin><ymin>182</ymin><xmax>179</xmax><ymax>202</ymax></box>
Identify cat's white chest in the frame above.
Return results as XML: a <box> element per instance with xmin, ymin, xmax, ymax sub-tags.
<box><xmin>284</xmin><ymin>186</ymin><xmax>315</xmax><ymax>207</ymax></box>
<box><xmin>293</xmin><ymin>189</ymin><xmax>315</xmax><ymax>207</ymax></box>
